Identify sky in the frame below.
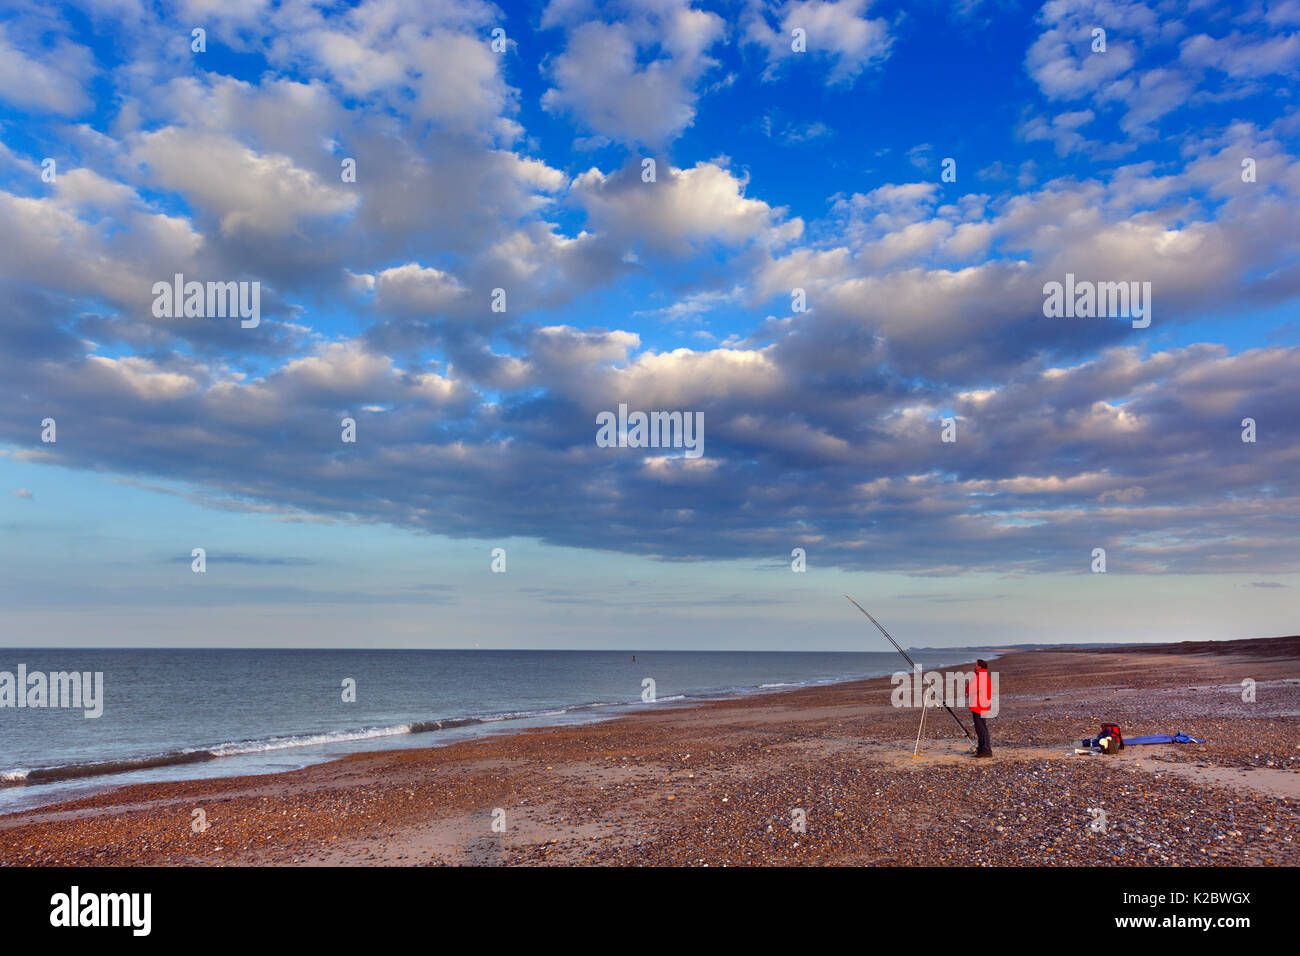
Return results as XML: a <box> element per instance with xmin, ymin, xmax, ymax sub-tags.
<box><xmin>0</xmin><ymin>0</ymin><xmax>1297</xmax><ymax>649</ymax></box>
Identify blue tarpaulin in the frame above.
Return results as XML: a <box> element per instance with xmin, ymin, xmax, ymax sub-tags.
<box><xmin>1125</xmin><ymin>732</ymin><xmax>1205</xmax><ymax>745</ymax></box>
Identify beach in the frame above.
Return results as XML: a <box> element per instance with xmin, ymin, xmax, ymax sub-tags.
<box><xmin>2</xmin><ymin>639</ymin><xmax>1297</xmax><ymax>866</ymax></box>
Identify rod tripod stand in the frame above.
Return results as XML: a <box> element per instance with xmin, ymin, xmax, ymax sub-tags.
<box><xmin>912</xmin><ymin>700</ymin><xmax>930</xmax><ymax>758</ymax></box>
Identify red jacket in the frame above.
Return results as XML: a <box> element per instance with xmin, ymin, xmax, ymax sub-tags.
<box><xmin>967</xmin><ymin>667</ymin><xmax>992</xmax><ymax>715</ymax></box>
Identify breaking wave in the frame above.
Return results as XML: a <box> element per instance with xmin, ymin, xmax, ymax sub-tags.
<box><xmin>1</xmin><ymin>700</ymin><xmax>629</xmax><ymax>788</ymax></box>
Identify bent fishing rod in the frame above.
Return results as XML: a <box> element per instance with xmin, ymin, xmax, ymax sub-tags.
<box><xmin>844</xmin><ymin>595</ymin><xmax>972</xmax><ymax>739</ymax></box>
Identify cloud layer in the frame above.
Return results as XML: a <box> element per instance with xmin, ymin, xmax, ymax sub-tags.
<box><xmin>1</xmin><ymin>0</ymin><xmax>1298</xmax><ymax>582</ymax></box>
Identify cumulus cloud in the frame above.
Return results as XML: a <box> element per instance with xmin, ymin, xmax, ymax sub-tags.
<box><xmin>275</xmin><ymin>0</ymin><xmax>521</xmax><ymax>142</ymax></box>
<box><xmin>744</xmin><ymin>0</ymin><xmax>894</xmax><ymax>84</ymax></box>
<box><xmin>1026</xmin><ymin>0</ymin><xmax>1300</xmax><ymax>141</ymax></box>
<box><xmin>366</xmin><ymin>263</ymin><xmax>466</xmax><ymax>313</ymax></box>
<box><xmin>0</xmin><ymin>0</ymin><xmax>1298</xmax><ymax>585</ymax></box>
<box><xmin>541</xmin><ymin>0</ymin><xmax>726</xmax><ymax>146</ymax></box>
<box><xmin>1020</xmin><ymin>109</ymin><xmax>1097</xmax><ymax>156</ymax></box>
<box><xmin>0</xmin><ymin>24</ymin><xmax>95</xmax><ymax>116</ymax></box>
<box><xmin>1180</xmin><ymin>29</ymin><xmax>1300</xmax><ymax>79</ymax></box>
<box><xmin>572</xmin><ymin>160</ymin><xmax>802</xmax><ymax>254</ymax></box>
<box><xmin>132</xmin><ymin>128</ymin><xmax>358</xmax><ymax>237</ymax></box>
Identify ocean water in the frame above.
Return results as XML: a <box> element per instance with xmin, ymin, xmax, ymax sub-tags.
<box><xmin>0</xmin><ymin>648</ymin><xmax>977</xmax><ymax>813</ymax></box>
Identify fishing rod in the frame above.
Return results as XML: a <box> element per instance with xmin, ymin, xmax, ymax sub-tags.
<box><xmin>844</xmin><ymin>595</ymin><xmax>972</xmax><ymax>739</ymax></box>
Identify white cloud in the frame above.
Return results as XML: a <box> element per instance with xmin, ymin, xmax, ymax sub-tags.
<box><xmin>573</xmin><ymin>161</ymin><xmax>802</xmax><ymax>253</ymax></box>
<box><xmin>370</xmin><ymin>263</ymin><xmax>465</xmax><ymax>313</ymax></box>
<box><xmin>1020</xmin><ymin>108</ymin><xmax>1098</xmax><ymax>155</ymax></box>
<box><xmin>0</xmin><ymin>25</ymin><xmax>95</xmax><ymax>116</ymax></box>
<box><xmin>132</xmin><ymin>128</ymin><xmax>358</xmax><ymax>237</ymax></box>
<box><xmin>1179</xmin><ymin>30</ymin><xmax>1300</xmax><ymax>78</ymax></box>
<box><xmin>278</xmin><ymin>0</ymin><xmax>519</xmax><ymax>141</ymax></box>
<box><xmin>745</xmin><ymin>0</ymin><xmax>893</xmax><ymax>84</ymax></box>
<box><xmin>541</xmin><ymin>0</ymin><xmax>725</xmax><ymax>146</ymax></box>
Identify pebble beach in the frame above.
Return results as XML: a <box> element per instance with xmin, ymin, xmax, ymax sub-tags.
<box><xmin>1</xmin><ymin>638</ymin><xmax>1296</xmax><ymax>866</ymax></box>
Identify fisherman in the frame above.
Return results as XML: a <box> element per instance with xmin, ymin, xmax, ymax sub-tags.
<box><xmin>968</xmin><ymin>660</ymin><xmax>993</xmax><ymax>758</ymax></box>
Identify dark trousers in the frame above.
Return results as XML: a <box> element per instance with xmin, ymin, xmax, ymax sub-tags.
<box><xmin>972</xmin><ymin>713</ymin><xmax>992</xmax><ymax>754</ymax></box>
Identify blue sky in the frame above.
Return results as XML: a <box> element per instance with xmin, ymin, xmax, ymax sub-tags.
<box><xmin>0</xmin><ymin>0</ymin><xmax>1298</xmax><ymax>648</ymax></box>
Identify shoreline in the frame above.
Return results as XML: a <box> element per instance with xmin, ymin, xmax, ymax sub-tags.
<box><xmin>0</xmin><ymin>649</ymin><xmax>989</xmax><ymax>811</ymax></box>
<box><xmin>1</xmin><ymin>640</ymin><xmax>1297</xmax><ymax>866</ymax></box>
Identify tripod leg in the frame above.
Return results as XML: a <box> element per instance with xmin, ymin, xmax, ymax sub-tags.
<box><xmin>912</xmin><ymin>701</ymin><xmax>928</xmax><ymax>758</ymax></box>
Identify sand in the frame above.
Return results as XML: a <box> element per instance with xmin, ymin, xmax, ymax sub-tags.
<box><xmin>1</xmin><ymin>639</ymin><xmax>1296</xmax><ymax>866</ymax></box>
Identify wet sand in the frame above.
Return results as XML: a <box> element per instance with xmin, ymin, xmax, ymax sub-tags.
<box><xmin>1</xmin><ymin>639</ymin><xmax>1297</xmax><ymax>866</ymax></box>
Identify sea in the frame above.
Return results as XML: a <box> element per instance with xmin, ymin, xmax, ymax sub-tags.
<box><xmin>0</xmin><ymin>648</ymin><xmax>980</xmax><ymax>814</ymax></box>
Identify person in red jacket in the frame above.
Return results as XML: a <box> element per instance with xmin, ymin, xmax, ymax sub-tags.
<box><xmin>967</xmin><ymin>660</ymin><xmax>993</xmax><ymax>758</ymax></box>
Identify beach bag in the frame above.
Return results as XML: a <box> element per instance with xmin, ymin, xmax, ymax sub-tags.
<box><xmin>1098</xmin><ymin>724</ymin><xmax>1124</xmax><ymax>752</ymax></box>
